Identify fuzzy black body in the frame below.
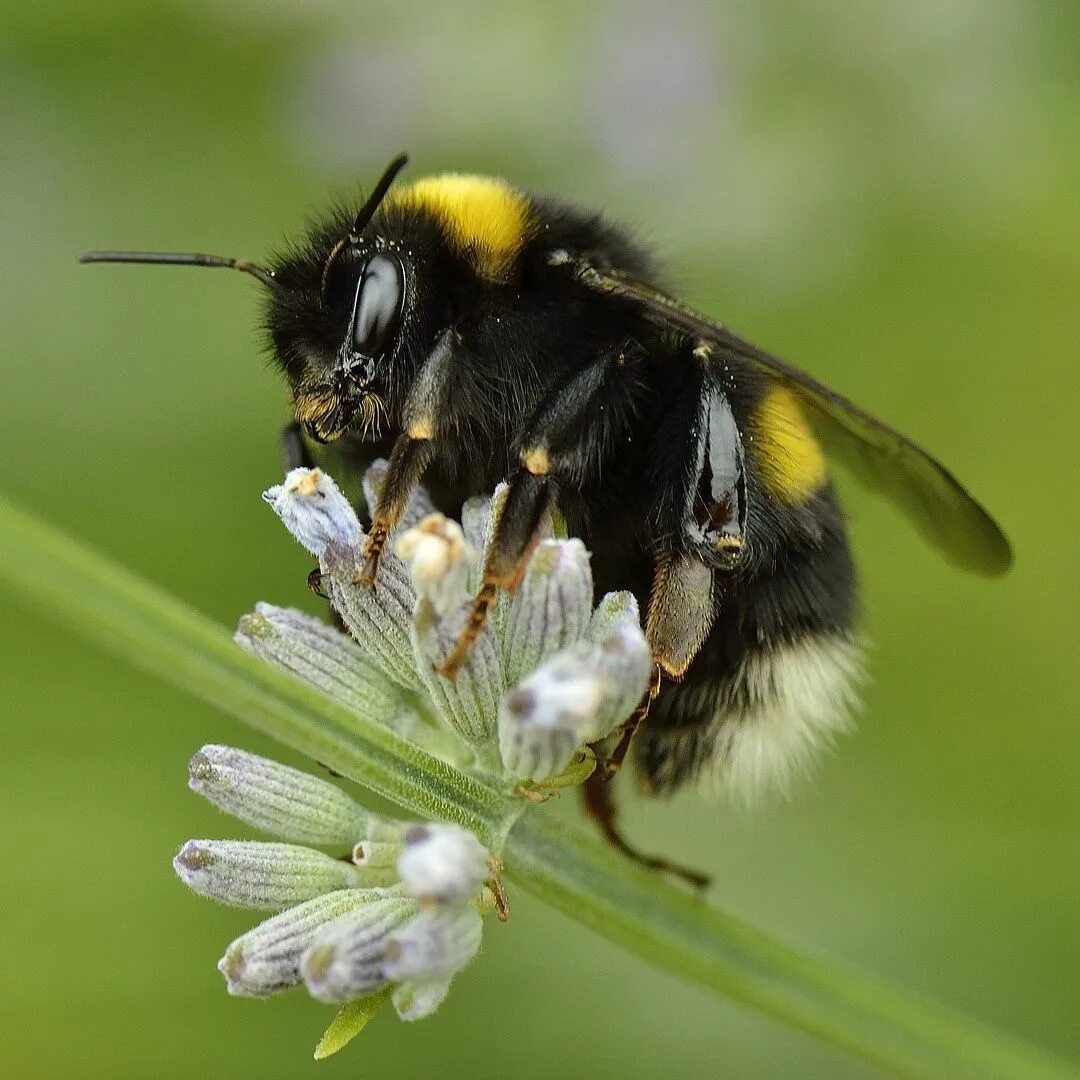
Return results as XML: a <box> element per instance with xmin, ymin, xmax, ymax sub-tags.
<box><xmin>265</xmin><ymin>174</ymin><xmax>874</xmax><ymax>798</ymax></box>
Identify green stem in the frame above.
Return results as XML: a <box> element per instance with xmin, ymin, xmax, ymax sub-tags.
<box><xmin>0</xmin><ymin>496</ymin><xmax>511</xmax><ymax>848</ymax></box>
<box><xmin>0</xmin><ymin>494</ymin><xmax>1074</xmax><ymax>1080</ymax></box>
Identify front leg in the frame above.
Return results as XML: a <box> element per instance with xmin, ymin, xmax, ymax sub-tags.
<box><xmin>281</xmin><ymin>420</ymin><xmax>316</xmax><ymax>470</ymax></box>
<box><xmin>358</xmin><ymin>327</ymin><xmax>460</xmax><ymax>584</ymax></box>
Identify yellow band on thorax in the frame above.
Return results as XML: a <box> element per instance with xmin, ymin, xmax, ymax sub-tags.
<box><xmin>385</xmin><ymin>174</ymin><xmax>532</xmax><ymax>282</ymax></box>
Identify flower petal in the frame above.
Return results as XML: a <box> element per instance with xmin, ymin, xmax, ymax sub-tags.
<box><xmin>381</xmin><ymin>906</ymin><xmax>484</xmax><ymax>982</ymax></box>
<box><xmin>262</xmin><ymin>469</ymin><xmax>360</xmax><ymax>560</ymax></box>
<box><xmin>391</xmin><ymin>977</ymin><xmax>453</xmax><ymax>1021</ymax></box>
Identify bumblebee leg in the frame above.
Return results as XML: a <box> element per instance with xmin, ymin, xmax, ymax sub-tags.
<box><xmin>358</xmin><ymin>328</ymin><xmax>459</xmax><ymax>585</ymax></box>
<box><xmin>638</xmin><ymin>353</ymin><xmax>747</xmax><ymax>678</ymax></box>
<box><xmin>646</xmin><ymin>552</ymin><xmax>717</xmax><ymax>678</ymax></box>
<box><xmin>437</xmin><ymin>469</ymin><xmax>552</xmax><ymax>677</ymax></box>
<box><xmin>597</xmin><ymin>553</ymin><xmax>716</xmax><ymax>780</ymax></box>
<box><xmin>581</xmin><ymin>770</ymin><xmax>711</xmax><ymax>889</ymax></box>
<box><xmin>280</xmin><ymin>421</ymin><xmax>315</xmax><ymax>470</ymax></box>
<box><xmin>598</xmin><ymin>663</ymin><xmax>662</xmax><ymax>779</ymax></box>
<box><xmin>358</xmin><ymin>434</ymin><xmax>437</xmax><ymax>585</ymax></box>
<box><xmin>438</xmin><ymin>349</ymin><xmax>637</xmax><ymax>677</ymax></box>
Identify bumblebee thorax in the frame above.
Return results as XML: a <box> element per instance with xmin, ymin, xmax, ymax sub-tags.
<box><xmin>383</xmin><ymin>174</ymin><xmax>534</xmax><ymax>282</ymax></box>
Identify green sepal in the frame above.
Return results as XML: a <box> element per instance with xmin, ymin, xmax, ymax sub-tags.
<box><xmin>313</xmin><ymin>986</ymin><xmax>394</xmax><ymax>1061</ymax></box>
<box><xmin>516</xmin><ymin>748</ymin><xmax>597</xmax><ymax>796</ymax></box>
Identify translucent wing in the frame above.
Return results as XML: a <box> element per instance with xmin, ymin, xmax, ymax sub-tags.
<box><xmin>573</xmin><ymin>263</ymin><xmax>1012</xmax><ymax>576</ymax></box>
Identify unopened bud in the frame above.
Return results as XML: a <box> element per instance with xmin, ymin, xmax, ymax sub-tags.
<box><xmin>396</xmin><ymin>824</ymin><xmax>490</xmax><ymax>905</ymax></box>
<box><xmin>381</xmin><ymin>906</ymin><xmax>484</xmax><ymax>983</ymax></box>
<box><xmin>396</xmin><ymin>514</ymin><xmax>474</xmax><ymax>617</ymax></box>
<box><xmin>218</xmin><ymin>888</ymin><xmax>379</xmax><ymax>997</ymax></box>
<box><xmin>174</xmin><ymin>840</ymin><xmax>363</xmax><ymax>909</ymax></box>
<box><xmin>301</xmin><ymin>895</ymin><xmax>419</xmax><ymax>1004</ymax></box>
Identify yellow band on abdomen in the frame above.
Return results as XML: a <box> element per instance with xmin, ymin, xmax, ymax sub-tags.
<box><xmin>749</xmin><ymin>384</ymin><xmax>827</xmax><ymax>503</ymax></box>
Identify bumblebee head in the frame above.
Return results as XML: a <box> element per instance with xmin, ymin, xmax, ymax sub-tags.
<box><xmin>268</xmin><ymin>154</ymin><xmax>415</xmax><ymax>444</ymax></box>
<box><xmin>79</xmin><ymin>153</ymin><xmax>415</xmax><ymax>446</ymax></box>
<box><xmin>273</xmin><ymin>235</ymin><xmax>411</xmax><ymax>444</ymax></box>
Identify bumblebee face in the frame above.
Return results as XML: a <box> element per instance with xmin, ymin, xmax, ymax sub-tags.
<box><xmin>277</xmin><ymin>242</ymin><xmax>413</xmax><ymax>445</ymax></box>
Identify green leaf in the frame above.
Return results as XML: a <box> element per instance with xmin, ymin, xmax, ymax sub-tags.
<box><xmin>313</xmin><ymin>987</ymin><xmax>393</xmax><ymax>1061</ymax></box>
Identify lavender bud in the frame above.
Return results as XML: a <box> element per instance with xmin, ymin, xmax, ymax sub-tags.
<box><xmin>362</xmin><ymin>459</ymin><xmax>437</xmax><ymax>531</ymax></box>
<box><xmin>187</xmin><ymin>745</ymin><xmax>391</xmax><ymax>846</ymax></box>
<box><xmin>396</xmin><ymin>824</ymin><xmax>490</xmax><ymax>904</ymax></box>
<box><xmin>351</xmin><ymin>840</ymin><xmax>403</xmax><ymax>869</ymax></box>
<box><xmin>320</xmin><ymin>549</ymin><xmax>423</xmax><ymax>693</ymax></box>
<box><xmin>381</xmin><ymin>906</ymin><xmax>483</xmax><ymax>982</ymax></box>
<box><xmin>174</xmin><ymin>840</ymin><xmax>363</xmax><ymax>909</ymax></box>
<box><xmin>503</xmin><ymin>539</ymin><xmax>593</xmax><ymax>686</ymax></box>
<box><xmin>262</xmin><ymin>468</ymin><xmax>360</xmax><ymax>559</ymax></box>
<box><xmin>391</xmin><ymin>977</ymin><xmax>453</xmax><ymax>1022</ymax></box>
<box><xmin>498</xmin><ymin>623</ymin><xmax>651</xmax><ymax>782</ymax></box>
<box><xmin>301</xmin><ymin>895</ymin><xmax>419</xmax><ymax>1003</ymax></box>
<box><xmin>587</xmin><ymin>590</ymin><xmax>644</xmax><ymax>644</ymax></box>
<box><xmin>411</xmin><ymin>602</ymin><xmax>504</xmax><ymax>746</ymax></box>
<box><xmin>235</xmin><ymin>603</ymin><xmax>409</xmax><ymax>727</ymax></box>
<box><xmin>218</xmin><ymin>888</ymin><xmax>380</xmax><ymax>997</ymax></box>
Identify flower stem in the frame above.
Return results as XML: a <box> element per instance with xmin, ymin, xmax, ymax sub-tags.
<box><xmin>0</xmin><ymin>495</ymin><xmax>513</xmax><ymax>848</ymax></box>
<box><xmin>0</xmin><ymin>493</ymin><xmax>1074</xmax><ymax>1080</ymax></box>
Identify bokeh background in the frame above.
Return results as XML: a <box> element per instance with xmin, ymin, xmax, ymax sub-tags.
<box><xmin>3</xmin><ymin>1</ymin><xmax>1078</xmax><ymax>1077</ymax></box>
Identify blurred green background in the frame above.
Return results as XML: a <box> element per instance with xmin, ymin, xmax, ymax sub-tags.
<box><xmin>2</xmin><ymin>1</ymin><xmax>1078</xmax><ymax>1077</ymax></box>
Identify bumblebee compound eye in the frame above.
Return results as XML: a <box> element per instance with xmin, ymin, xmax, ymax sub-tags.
<box><xmin>352</xmin><ymin>254</ymin><xmax>404</xmax><ymax>358</ymax></box>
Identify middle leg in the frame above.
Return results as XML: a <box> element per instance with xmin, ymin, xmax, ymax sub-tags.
<box><xmin>438</xmin><ymin>345</ymin><xmax>640</xmax><ymax>677</ymax></box>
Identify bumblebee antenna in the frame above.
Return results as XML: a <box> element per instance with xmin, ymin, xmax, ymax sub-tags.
<box><xmin>78</xmin><ymin>250</ymin><xmax>277</xmax><ymax>290</ymax></box>
<box><xmin>320</xmin><ymin>152</ymin><xmax>409</xmax><ymax>301</ymax></box>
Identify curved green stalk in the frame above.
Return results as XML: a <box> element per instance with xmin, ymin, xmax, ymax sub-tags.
<box><xmin>0</xmin><ymin>493</ymin><xmax>1074</xmax><ymax>1080</ymax></box>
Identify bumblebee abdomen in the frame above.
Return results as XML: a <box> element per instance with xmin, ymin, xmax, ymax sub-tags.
<box><xmin>638</xmin><ymin>481</ymin><xmax>862</xmax><ymax>801</ymax></box>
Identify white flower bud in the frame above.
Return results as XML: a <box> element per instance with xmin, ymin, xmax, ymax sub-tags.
<box><xmin>503</xmin><ymin>539</ymin><xmax>593</xmax><ymax>686</ymax></box>
<box><xmin>460</xmin><ymin>495</ymin><xmax>492</xmax><ymax>562</ymax></box>
<box><xmin>381</xmin><ymin>906</ymin><xmax>483</xmax><ymax>982</ymax></box>
<box><xmin>301</xmin><ymin>895</ymin><xmax>419</xmax><ymax>1003</ymax></box>
<box><xmin>396</xmin><ymin>514</ymin><xmax>475</xmax><ymax>617</ymax></box>
<box><xmin>396</xmin><ymin>824</ymin><xmax>490</xmax><ymax>904</ymax></box>
<box><xmin>411</xmin><ymin>601</ymin><xmax>504</xmax><ymax>746</ymax></box>
<box><xmin>262</xmin><ymin>469</ymin><xmax>360</xmax><ymax>560</ymax></box>
<box><xmin>218</xmin><ymin>888</ymin><xmax>380</xmax><ymax>997</ymax></box>
<box><xmin>351</xmin><ymin>840</ymin><xmax>403</xmax><ymax>869</ymax></box>
<box><xmin>174</xmin><ymin>840</ymin><xmax>371</xmax><ymax>909</ymax></box>
<box><xmin>188</xmin><ymin>745</ymin><xmax>391</xmax><ymax>846</ymax></box>
<box><xmin>498</xmin><ymin>622</ymin><xmax>651</xmax><ymax>782</ymax></box>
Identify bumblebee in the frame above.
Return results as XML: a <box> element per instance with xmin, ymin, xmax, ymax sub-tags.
<box><xmin>82</xmin><ymin>154</ymin><xmax>1011</xmax><ymax>874</ymax></box>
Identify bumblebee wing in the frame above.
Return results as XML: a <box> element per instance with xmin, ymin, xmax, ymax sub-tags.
<box><xmin>576</xmin><ymin>264</ymin><xmax>1012</xmax><ymax>576</ymax></box>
